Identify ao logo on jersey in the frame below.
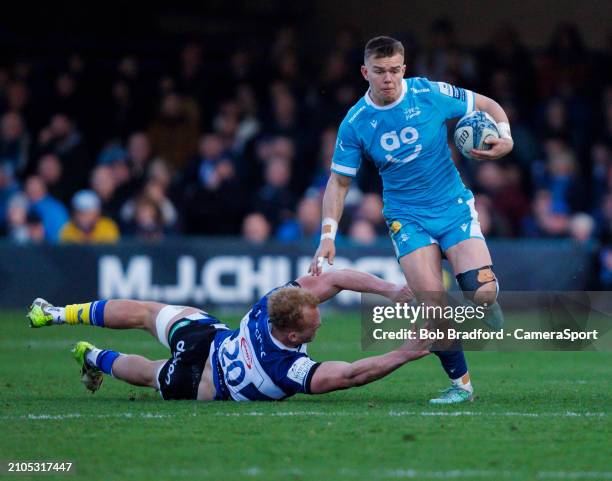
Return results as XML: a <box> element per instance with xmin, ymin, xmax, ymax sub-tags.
<box><xmin>380</xmin><ymin>127</ymin><xmax>422</xmax><ymax>164</ymax></box>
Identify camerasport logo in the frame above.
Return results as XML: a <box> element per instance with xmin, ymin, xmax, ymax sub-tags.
<box><xmin>241</xmin><ymin>337</ymin><xmax>253</xmax><ymax>369</ymax></box>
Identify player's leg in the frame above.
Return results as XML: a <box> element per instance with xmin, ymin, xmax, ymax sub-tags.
<box><xmin>28</xmin><ymin>298</ymin><xmax>165</xmax><ymax>331</ymax></box>
<box><xmin>93</xmin><ymin>300</ymin><xmax>206</xmax><ymax>346</ymax></box>
<box><xmin>28</xmin><ymin>298</ymin><xmax>205</xmax><ymax>344</ymax></box>
<box><xmin>398</xmin><ymin>244</ymin><xmax>445</xmax><ymax>302</ymax></box>
<box><xmin>398</xmin><ymin>245</ymin><xmax>473</xmax><ymax>404</ymax></box>
<box><xmin>439</xmin><ymin>193</ymin><xmax>503</xmax><ymax>329</ymax></box>
<box><xmin>72</xmin><ymin>340</ymin><xmax>165</xmax><ymax>393</ymax></box>
<box><xmin>445</xmin><ymin>238</ymin><xmax>504</xmax><ymax>330</ymax></box>
<box><xmin>111</xmin><ymin>356</ymin><xmax>166</xmax><ymax>388</ymax></box>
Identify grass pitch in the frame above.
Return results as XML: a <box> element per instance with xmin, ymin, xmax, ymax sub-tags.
<box><xmin>0</xmin><ymin>309</ymin><xmax>610</xmax><ymax>481</ymax></box>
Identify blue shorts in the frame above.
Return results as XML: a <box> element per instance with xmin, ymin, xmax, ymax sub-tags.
<box><xmin>387</xmin><ymin>190</ymin><xmax>484</xmax><ymax>260</ymax></box>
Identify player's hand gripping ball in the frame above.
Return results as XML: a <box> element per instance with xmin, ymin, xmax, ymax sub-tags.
<box><xmin>454</xmin><ymin>111</ymin><xmax>500</xmax><ymax>160</ymax></box>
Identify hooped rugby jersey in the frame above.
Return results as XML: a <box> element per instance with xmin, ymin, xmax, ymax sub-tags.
<box><xmin>211</xmin><ymin>284</ymin><xmax>320</xmax><ymax>401</ymax></box>
<box><xmin>331</xmin><ymin>77</ymin><xmax>476</xmax><ymax>219</ymax></box>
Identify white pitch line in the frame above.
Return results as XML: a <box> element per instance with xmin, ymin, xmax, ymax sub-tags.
<box><xmin>0</xmin><ymin>339</ymin><xmax>162</xmax><ymax>349</ymax></box>
<box><xmin>119</xmin><ymin>466</ymin><xmax>612</xmax><ymax>480</ymax></box>
<box><xmin>214</xmin><ymin>410</ymin><xmax>606</xmax><ymax>418</ymax></box>
<box><xmin>377</xmin><ymin>469</ymin><xmax>612</xmax><ymax>479</ymax></box>
<box><xmin>395</xmin><ymin>410</ymin><xmax>599</xmax><ymax>418</ymax></box>
<box><xmin>0</xmin><ymin>410</ymin><xmax>606</xmax><ymax>421</ymax></box>
<box><xmin>381</xmin><ymin>468</ymin><xmax>513</xmax><ymax>479</ymax></box>
<box><xmin>27</xmin><ymin>412</ymin><xmax>172</xmax><ymax>419</ymax></box>
<box><xmin>147</xmin><ymin>466</ymin><xmax>611</xmax><ymax>480</ymax></box>
<box><xmin>538</xmin><ymin>473</ymin><xmax>612</xmax><ymax>479</ymax></box>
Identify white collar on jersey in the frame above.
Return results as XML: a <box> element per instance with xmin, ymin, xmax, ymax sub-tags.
<box><xmin>267</xmin><ymin>320</ymin><xmax>301</xmax><ymax>352</ymax></box>
<box><xmin>364</xmin><ymin>79</ymin><xmax>408</xmax><ymax>110</ymax></box>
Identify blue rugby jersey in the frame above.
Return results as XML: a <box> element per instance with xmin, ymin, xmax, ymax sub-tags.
<box><xmin>331</xmin><ymin>77</ymin><xmax>476</xmax><ymax>220</ymax></box>
<box><xmin>211</xmin><ymin>286</ymin><xmax>320</xmax><ymax>401</ymax></box>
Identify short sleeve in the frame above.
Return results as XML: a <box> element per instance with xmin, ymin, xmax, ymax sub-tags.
<box><xmin>427</xmin><ymin>79</ymin><xmax>475</xmax><ymax>120</ymax></box>
<box><xmin>276</xmin><ymin>353</ymin><xmax>321</xmax><ymax>395</ymax></box>
<box><xmin>331</xmin><ymin>118</ymin><xmax>362</xmax><ymax>178</ymax></box>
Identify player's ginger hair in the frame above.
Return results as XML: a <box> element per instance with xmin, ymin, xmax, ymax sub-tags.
<box><xmin>268</xmin><ymin>287</ymin><xmax>318</xmax><ymax>331</ymax></box>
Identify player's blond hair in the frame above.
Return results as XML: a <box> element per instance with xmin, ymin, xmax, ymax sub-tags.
<box><xmin>268</xmin><ymin>287</ymin><xmax>318</xmax><ymax>331</ymax></box>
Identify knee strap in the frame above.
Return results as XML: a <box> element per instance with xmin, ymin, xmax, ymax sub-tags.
<box><xmin>456</xmin><ymin>266</ymin><xmax>497</xmax><ymax>302</ymax></box>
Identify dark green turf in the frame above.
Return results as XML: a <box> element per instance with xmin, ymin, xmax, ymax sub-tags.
<box><xmin>0</xmin><ymin>309</ymin><xmax>610</xmax><ymax>481</ymax></box>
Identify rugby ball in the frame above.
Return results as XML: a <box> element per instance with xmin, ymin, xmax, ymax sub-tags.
<box><xmin>454</xmin><ymin>111</ymin><xmax>499</xmax><ymax>160</ymax></box>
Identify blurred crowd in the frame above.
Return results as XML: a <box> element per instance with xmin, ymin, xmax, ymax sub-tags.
<box><xmin>1</xmin><ymin>21</ymin><xmax>612</xmax><ymax>283</ymax></box>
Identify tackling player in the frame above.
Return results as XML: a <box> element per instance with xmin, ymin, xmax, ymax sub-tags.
<box><xmin>27</xmin><ymin>269</ymin><xmax>429</xmax><ymax>401</ymax></box>
<box><xmin>310</xmin><ymin>36</ymin><xmax>513</xmax><ymax>404</ymax></box>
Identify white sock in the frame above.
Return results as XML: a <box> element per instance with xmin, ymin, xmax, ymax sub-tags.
<box><xmin>452</xmin><ymin>372</ymin><xmax>473</xmax><ymax>393</ymax></box>
<box><xmin>46</xmin><ymin>307</ymin><xmax>66</xmax><ymax>324</ymax></box>
<box><xmin>85</xmin><ymin>348</ymin><xmax>102</xmax><ymax>367</ymax></box>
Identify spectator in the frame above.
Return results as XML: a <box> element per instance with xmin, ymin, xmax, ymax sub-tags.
<box><xmin>123</xmin><ymin>195</ymin><xmax>165</xmax><ymax>241</ymax></box>
<box><xmin>24</xmin><ymin>175</ymin><xmax>69</xmax><ymax>243</ymax></box>
<box><xmin>120</xmin><ymin>178</ymin><xmax>177</xmax><ymax>231</ymax></box>
<box><xmin>545</xmin><ymin>145</ymin><xmax>586</xmax><ymax>212</ymax></box>
<box><xmin>181</xmin><ymin>135</ymin><xmax>242</xmax><ymax>235</ymax></box>
<box><xmin>148</xmin><ymin>93</ymin><xmax>199</xmax><ymax>171</ymax></box>
<box><xmin>498</xmin><ymin>100</ymin><xmax>541</xmax><ymax>169</ymax></box>
<box><xmin>306</xmin><ymin>126</ymin><xmax>336</xmax><ymax>197</ymax></box>
<box><xmin>348</xmin><ymin>219</ymin><xmax>377</xmax><ymax>246</ymax></box>
<box><xmin>234</xmin><ymin>83</ymin><xmax>261</xmax><ymax>150</ymax></box>
<box><xmin>90</xmin><ymin>165</ymin><xmax>120</xmax><ymax>218</ymax></box>
<box><xmin>127</xmin><ymin>132</ymin><xmax>153</xmax><ymax>175</ymax></box>
<box><xmin>597</xmin><ymin>193</ymin><xmax>612</xmax><ymax>243</ymax></box>
<box><xmin>242</xmin><ymin>212</ymin><xmax>271</xmax><ymax>244</ymax></box>
<box><xmin>538</xmin><ymin>23</ymin><xmax>590</xmax><ymax>99</ymax></box>
<box><xmin>355</xmin><ymin>193</ymin><xmax>386</xmax><ymax>235</ymax></box>
<box><xmin>415</xmin><ymin>18</ymin><xmax>476</xmax><ymax>86</ymax></box>
<box><xmin>0</xmin><ymin>112</ymin><xmax>29</xmax><ymax>176</ymax></box>
<box><xmin>105</xmin><ymin>80</ymin><xmax>140</xmax><ymax>140</ymax></box>
<box><xmin>480</xmin><ymin>24</ymin><xmax>535</xmax><ymax>109</ymax></box>
<box><xmin>591</xmin><ymin>142</ymin><xmax>611</xmax><ymax>208</ymax></box>
<box><xmin>4</xmin><ymin>81</ymin><xmax>40</xmax><ymax>133</ymax></box>
<box><xmin>4</xmin><ymin>194</ymin><xmax>29</xmax><ymax>242</ymax></box>
<box><xmin>252</xmin><ymin>155</ymin><xmax>296</xmax><ymax>228</ymax></box>
<box><xmin>0</xmin><ymin>162</ymin><xmax>19</xmax><ymax>229</ymax></box>
<box><xmin>176</xmin><ymin>42</ymin><xmax>206</xmax><ymax>100</ymax></box>
<box><xmin>599</xmin><ymin>247</ymin><xmax>612</xmax><ymax>288</ymax></box>
<box><xmin>109</xmin><ymin>133</ymin><xmax>153</xmax><ymax>206</ymax></box>
<box><xmin>60</xmin><ymin>190</ymin><xmax>119</xmax><ymax>244</ymax></box>
<box><xmin>522</xmin><ymin>189</ymin><xmax>569</xmax><ymax>237</ymax></box>
<box><xmin>25</xmin><ymin>211</ymin><xmax>46</xmax><ymax>244</ymax></box>
<box><xmin>475</xmin><ymin>162</ymin><xmax>530</xmax><ymax>235</ymax></box>
<box><xmin>147</xmin><ymin>159</ymin><xmax>174</xmax><ymax>196</ymax></box>
<box><xmin>37</xmin><ymin>114</ymin><xmax>91</xmax><ymax>198</ymax></box>
<box><xmin>37</xmin><ymin>154</ymin><xmax>67</xmax><ymax>202</ymax></box>
<box><xmin>568</xmin><ymin>213</ymin><xmax>595</xmax><ymax>244</ymax></box>
<box><xmin>277</xmin><ymin>196</ymin><xmax>321</xmax><ymax>243</ymax></box>
<box><xmin>474</xmin><ymin>194</ymin><xmax>512</xmax><ymax>237</ymax></box>
<box><xmin>186</xmin><ymin>133</ymin><xmax>232</xmax><ymax>191</ymax></box>
<box><xmin>49</xmin><ymin>73</ymin><xmax>81</xmax><ymax>122</ymax></box>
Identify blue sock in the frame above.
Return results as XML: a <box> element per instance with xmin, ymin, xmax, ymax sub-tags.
<box><xmin>96</xmin><ymin>350</ymin><xmax>120</xmax><ymax>375</ymax></box>
<box><xmin>91</xmin><ymin>300</ymin><xmax>108</xmax><ymax>327</ymax></box>
<box><xmin>433</xmin><ymin>343</ymin><xmax>468</xmax><ymax>380</ymax></box>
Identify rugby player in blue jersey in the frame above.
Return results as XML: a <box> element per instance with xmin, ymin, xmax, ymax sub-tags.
<box><xmin>309</xmin><ymin>36</ymin><xmax>514</xmax><ymax>404</ymax></box>
<box><xmin>27</xmin><ymin>269</ymin><xmax>429</xmax><ymax>401</ymax></box>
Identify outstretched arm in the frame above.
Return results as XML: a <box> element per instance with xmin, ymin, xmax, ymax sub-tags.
<box><xmin>310</xmin><ymin>338</ymin><xmax>429</xmax><ymax>394</ymax></box>
<box><xmin>296</xmin><ymin>268</ymin><xmax>413</xmax><ymax>304</ymax></box>
<box><xmin>309</xmin><ymin>172</ymin><xmax>352</xmax><ymax>276</ymax></box>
